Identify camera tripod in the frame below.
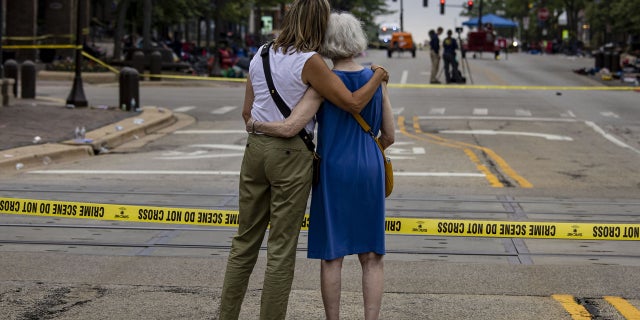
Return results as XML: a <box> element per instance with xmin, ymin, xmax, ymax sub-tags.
<box><xmin>456</xmin><ymin>30</ymin><xmax>473</xmax><ymax>84</ymax></box>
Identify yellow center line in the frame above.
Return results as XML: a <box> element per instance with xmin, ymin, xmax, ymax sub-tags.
<box><xmin>604</xmin><ymin>296</ymin><xmax>640</xmax><ymax>319</ymax></box>
<box><xmin>411</xmin><ymin>116</ymin><xmax>532</xmax><ymax>188</ymax></box>
<box><xmin>398</xmin><ymin>116</ymin><xmax>503</xmax><ymax>187</ymax></box>
<box><xmin>552</xmin><ymin>295</ymin><xmax>592</xmax><ymax>320</ymax></box>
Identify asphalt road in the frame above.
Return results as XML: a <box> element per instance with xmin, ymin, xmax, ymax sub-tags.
<box><xmin>1</xmin><ymin>49</ymin><xmax>640</xmax><ymax>319</ymax></box>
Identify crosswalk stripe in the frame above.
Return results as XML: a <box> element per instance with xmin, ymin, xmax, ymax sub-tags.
<box><xmin>515</xmin><ymin>109</ymin><xmax>532</xmax><ymax>116</ymax></box>
<box><xmin>429</xmin><ymin>108</ymin><xmax>445</xmax><ymax>115</ymax></box>
<box><xmin>173</xmin><ymin>106</ymin><xmax>197</xmax><ymax>113</ymax></box>
<box><xmin>212</xmin><ymin>106</ymin><xmax>238</xmax><ymax>114</ymax></box>
<box><xmin>473</xmin><ymin>108</ymin><xmax>488</xmax><ymax>115</ymax></box>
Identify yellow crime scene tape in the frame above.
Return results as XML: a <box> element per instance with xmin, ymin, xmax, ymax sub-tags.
<box><xmin>2</xmin><ymin>197</ymin><xmax>639</xmax><ymax>240</ymax></box>
<box><xmin>3</xmin><ymin>44</ymin><xmax>82</xmax><ymax>50</ymax></box>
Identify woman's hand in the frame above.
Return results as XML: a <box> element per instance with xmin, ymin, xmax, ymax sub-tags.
<box><xmin>370</xmin><ymin>64</ymin><xmax>389</xmax><ymax>82</ymax></box>
<box><xmin>245</xmin><ymin>117</ymin><xmax>257</xmax><ymax>133</ymax></box>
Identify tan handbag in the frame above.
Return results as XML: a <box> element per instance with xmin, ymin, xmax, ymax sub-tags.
<box><xmin>352</xmin><ymin>114</ymin><xmax>393</xmax><ymax>197</ymax></box>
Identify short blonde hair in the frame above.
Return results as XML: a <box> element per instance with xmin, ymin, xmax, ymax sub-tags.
<box><xmin>319</xmin><ymin>12</ymin><xmax>368</xmax><ymax>59</ymax></box>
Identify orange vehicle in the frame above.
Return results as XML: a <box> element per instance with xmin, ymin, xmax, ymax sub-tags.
<box><xmin>387</xmin><ymin>32</ymin><xmax>416</xmax><ymax>58</ymax></box>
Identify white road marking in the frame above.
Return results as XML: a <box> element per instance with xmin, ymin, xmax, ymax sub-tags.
<box><xmin>600</xmin><ymin>111</ymin><xmax>620</xmax><ymax>118</ymax></box>
<box><xmin>515</xmin><ymin>109</ymin><xmax>532</xmax><ymax>117</ymax></box>
<box><xmin>400</xmin><ymin>70</ymin><xmax>408</xmax><ymax>84</ymax></box>
<box><xmin>156</xmin><ymin>144</ymin><xmax>246</xmax><ymax>160</ymax></box>
<box><xmin>418</xmin><ymin>116</ymin><xmax>578</xmax><ymax>122</ymax></box>
<box><xmin>429</xmin><ymin>108</ymin><xmax>445</xmax><ymax>115</ymax></box>
<box><xmin>393</xmin><ymin>107</ymin><xmax>405</xmax><ymax>115</ymax></box>
<box><xmin>584</xmin><ymin>121</ymin><xmax>640</xmax><ymax>155</ymax></box>
<box><xmin>28</xmin><ymin>170</ymin><xmax>485</xmax><ymax>178</ymax></box>
<box><xmin>439</xmin><ymin>130</ymin><xmax>573</xmax><ymax>141</ymax></box>
<box><xmin>561</xmin><ymin>110</ymin><xmax>576</xmax><ymax>118</ymax></box>
<box><xmin>155</xmin><ymin>153</ymin><xmax>245</xmax><ymax>160</ymax></box>
<box><xmin>473</xmin><ymin>108</ymin><xmax>488</xmax><ymax>115</ymax></box>
<box><xmin>413</xmin><ymin>147</ymin><xmax>426</xmax><ymax>154</ymax></box>
<box><xmin>173</xmin><ymin>106</ymin><xmax>197</xmax><ymax>113</ymax></box>
<box><xmin>212</xmin><ymin>106</ymin><xmax>238</xmax><ymax>114</ymax></box>
<box><xmin>174</xmin><ymin>130</ymin><xmax>247</xmax><ymax>134</ymax></box>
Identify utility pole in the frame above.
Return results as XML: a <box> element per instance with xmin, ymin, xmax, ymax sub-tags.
<box><xmin>66</xmin><ymin>0</ymin><xmax>88</xmax><ymax>107</ymax></box>
<box><xmin>400</xmin><ymin>0</ymin><xmax>404</xmax><ymax>32</ymax></box>
<box><xmin>0</xmin><ymin>0</ymin><xmax>4</xmax><ymax>79</ymax></box>
<box><xmin>478</xmin><ymin>0</ymin><xmax>484</xmax><ymax>29</ymax></box>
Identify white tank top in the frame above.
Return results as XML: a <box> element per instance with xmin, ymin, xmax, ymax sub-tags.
<box><xmin>249</xmin><ymin>44</ymin><xmax>317</xmax><ymax>134</ymax></box>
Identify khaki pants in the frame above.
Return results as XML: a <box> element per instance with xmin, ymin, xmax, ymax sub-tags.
<box><xmin>219</xmin><ymin>133</ymin><xmax>313</xmax><ymax>320</ymax></box>
<box><xmin>430</xmin><ymin>50</ymin><xmax>440</xmax><ymax>82</ymax></box>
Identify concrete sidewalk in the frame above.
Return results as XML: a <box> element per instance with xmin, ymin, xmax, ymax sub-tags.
<box><xmin>0</xmin><ymin>99</ymin><xmax>180</xmax><ymax>174</ymax></box>
<box><xmin>7</xmin><ymin>251</ymin><xmax>637</xmax><ymax>320</ymax></box>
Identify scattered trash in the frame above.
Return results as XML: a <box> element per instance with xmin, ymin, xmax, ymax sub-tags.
<box><xmin>99</xmin><ymin>146</ymin><xmax>110</xmax><ymax>154</ymax></box>
<box><xmin>556</xmin><ymin>92</ymin><xmax>562</xmax><ymax>96</ymax></box>
<box><xmin>133</xmin><ymin>118</ymin><xmax>144</xmax><ymax>125</ymax></box>
<box><xmin>42</xmin><ymin>156</ymin><xmax>52</xmax><ymax>165</ymax></box>
<box><xmin>15</xmin><ymin>163</ymin><xmax>24</xmax><ymax>170</ymax></box>
<box><xmin>96</xmin><ymin>105</ymin><xmax>109</xmax><ymax>110</ymax></box>
<box><xmin>3</xmin><ymin>154</ymin><xmax>14</xmax><ymax>158</ymax></box>
<box><xmin>32</xmin><ymin>136</ymin><xmax>42</xmax><ymax>144</ymax></box>
<box><xmin>133</xmin><ymin>135</ymin><xmax>139</xmax><ymax>140</ymax></box>
<box><xmin>65</xmin><ymin>104</ymin><xmax>75</xmax><ymax>109</ymax></box>
<box><xmin>131</xmin><ymin>98</ymin><xmax>137</xmax><ymax>111</ymax></box>
<box><xmin>74</xmin><ymin>126</ymin><xmax>86</xmax><ymax>140</ymax></box>
<box><xmin>115</xmin><ymin>125</ymin><xmax>124</xmax><ymax>131</ymax></box>
<box><xmin>121</xmin><ymin>103</ymin><xmax>127</xmax><ymax>111</ymax></box>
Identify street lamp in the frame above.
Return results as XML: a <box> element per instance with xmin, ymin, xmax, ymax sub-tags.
<box><xmin>66</xmin><ymin>0</ymin><xmax>88</xmax><ymax>107</ymax></box>
<box><xmin>1</xmin><ymin>0</ymin><xmax>4</xmax><ymax>79</ymax></box>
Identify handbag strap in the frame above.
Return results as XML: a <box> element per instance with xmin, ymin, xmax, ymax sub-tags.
<box><xmin>352</xmin><ymin>113</ymin><xmax>385</xmax><ymax>154</ymax></box>
<box><xmin>260</xmin><ymin>42</ymin><xmax>316</xmax><ymax>152</ymax></box>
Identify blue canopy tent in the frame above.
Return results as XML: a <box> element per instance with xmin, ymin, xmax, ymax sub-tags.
<box><xmin>462</xmin><ymin>14</ymin><xmax>517</xmax><ymax>29</ymax></box>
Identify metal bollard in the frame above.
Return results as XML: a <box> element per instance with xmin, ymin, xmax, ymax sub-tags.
<box><xmin>119</xmin><ymin>67</ymin><xmax>140</xmax><ymax>111</ymax></box>
<box><xmin>20</xmin><ymin>60</ymin><xmax>36</xmax><ymax>99</ymax></box>
<box><xmin>4</xmin><ymin>59</ymin><xmax>18</xmax><ymax>97</ymax></box>
<box><xmin>149</xmin><ymin>50</ymin><xmax>162</xmax><ymax>81</ymax></box>
<box><xmin>1</xmin><ymin>78</ymin><xmax>15</xmax><ymax>106</ymax></box>
<box><xmin>132</xmin><ymin>50</ymin><xmax>146</xmax><ymax>80</ymax></box>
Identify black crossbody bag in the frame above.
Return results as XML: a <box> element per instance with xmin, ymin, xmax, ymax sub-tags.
<box><xmin>260</xmin><ymin>43</ymin><xmax>320</xmax><ymax>185</ymax></box>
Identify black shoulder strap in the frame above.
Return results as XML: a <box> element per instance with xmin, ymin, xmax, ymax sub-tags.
<box><xmin>260</xmin><ymin>43</ymin><xmax>315</xmax><ymax>152</ymax></box>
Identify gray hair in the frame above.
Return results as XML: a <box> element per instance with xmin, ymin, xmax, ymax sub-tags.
<box><xmin>319</xmin><ymin>12</ymin><xmax>367</xmax><ymax>59</ymax></box>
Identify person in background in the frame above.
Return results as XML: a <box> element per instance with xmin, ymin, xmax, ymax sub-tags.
<box><xmin>249</xmin><ymin>12</ymin><xmax>394</xmax><ymax>320</ymax></box>
<box><xmin>429</xmin><ymin>27</ymin><xmax>443</xmax><ymax>84</ymax></box>
<box><xmin>442</xmin><ymin>29</ymin><xmax>459</xmax><ymax>83</ymax></box>
<box><xmin>218</xmin><ymin>1</ymin><xmax>389</xmax><ymax>319</ymax></box>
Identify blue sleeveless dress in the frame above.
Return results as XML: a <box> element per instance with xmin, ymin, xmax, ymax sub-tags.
<box><xmin>307</xmin><ymin>68</ymin><xmax>386</xmax><ymax>260</ymax></box>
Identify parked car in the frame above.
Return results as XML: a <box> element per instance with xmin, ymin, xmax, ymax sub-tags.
<box><xmin>387</xmin><ymin>32</ymin><xmax>416</xmax><ymax>58</ymax></box>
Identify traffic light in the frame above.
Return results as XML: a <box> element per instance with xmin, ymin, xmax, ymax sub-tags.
<box><xmin>440</xmin><ymin>0</ymin><xmax>445</xmax><ymax>15</ymax></box>
<box><xmin>423</xmin><ymin>0</ymin><xmax>428</xmax><ymax>7</ymax></box>
<box><xmin>467</xmin><ymin>0</ymin><xmax>473</xmax><ymax>12</ymax></box>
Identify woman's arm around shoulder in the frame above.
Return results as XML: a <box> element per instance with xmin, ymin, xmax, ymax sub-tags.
<box><xmin>248</xmin><ymin>87</ymin><xmax>323</xmax><ymax>138</ymax></box>
<box><xmin>302</xmin><ymin>54</ymin><xmax>388</xmax><ymax>114</ymax></box>
<box><xmin>379</xmin><ymin>83</ymin><xmax>395</xmax><ymax>150</ymax></box>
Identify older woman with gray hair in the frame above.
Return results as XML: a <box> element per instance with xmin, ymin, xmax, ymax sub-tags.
<box><xmin>251</xmin><ymin>12</ymin><xmax>394</xmax><ymax>320</ymax></box>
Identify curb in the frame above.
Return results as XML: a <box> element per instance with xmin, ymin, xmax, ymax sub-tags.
<box><xmin>0</xmin><ymin>106</ymin><xmax>176</xmax><ymax>173</ymax></box>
